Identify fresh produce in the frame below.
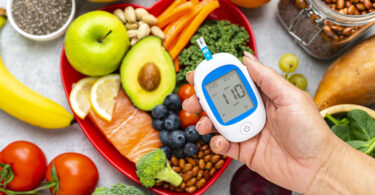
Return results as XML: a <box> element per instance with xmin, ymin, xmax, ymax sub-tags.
<box><xmin>157</xmin><ymin>141</ymin><xmax>226</xmax><ymax>193</ymax></box>
<box><xmin>89</xmin><ymin>89</ymin><xmax>162</xmax><ymax>163</ymax></box>
<box><xmin>168</xmin><ymin>0</ymin><xmax>220</xmax><ymax>59</ymax></box>
<box><xmin>230</xmin><ymin>165</ymin><xmax>291</xmax><ymax>195</ymax></box>
<box><xmin>136</xmin><ymin>149</ymin><xmax>183</xmax><ymax>188</ymax></box>
<box><xmin>157</xmin><ymin>1</ymin><xmax>195</xmax><ymax>29</ymax></box>
<box><xmin>0</xmin><ymin>141</ymin><xmax>47</xmax><ymax>191</ymax></box>
<box><xmin>278</xmin><ymin>53</ymin><xmax>308</xmax><ymax>91</ymax></box>
<box><xmin>230</xmin><ymin>0</ymin><xmax>271</xmax><ymax>8</ymax></box>
<box><xmin>325</xmin><ymin>109</ymin><xmax>375</xmax><ymax>158</ymax></box>
<box><xmin>0</xmin><ymin>8</ymin><xmax>6</xmax><ymax>29</ymax></box>
<box><xmin>93</xmin><ymin>183</ymin><xmax>145</xmax><ymax>195</ymax></box>
<box><xmin>69</xmin><ymin>77</ymin><xmax>98</xmax><ymax>119</ymax></box>
<box><xmin>278</xmin><ymin>53</ymin><xmax>298</xmax><ymax>73</ymax></box>
<box><xmin>177</xmin><ymin>20</ymin><xmax>253</xmax><ymax>84</ymax></box>
<box><xmin>314</xmin><ymin>35</ymin><xmax>375</xmax><ymax>110</ymax></box>
<box><xmin>45</xmin><ymin>153</ymin><xmax>99</xmax><ymax>195</ymax></box>
<box><xmin>179</xmin><ymin>110</ymin><xmax>200</xmax><ymax>129</ymax></box>
<box><xmin>90</xmin><ymin>74</ymin><xmax>121</xmax><ymax>121</ymax></box>
<box><xmin>177</xmin><ymin>84</ymin><xmax>195</xmax><ymax>102</ymax></box>
<box><xmin>65</xmin><ymin>11</ymin><xmax>129</xmax><ymax>76</ymax></box>
<box><xmin>120</xmin><ymin>36</ymin><xmax>176</xmax><ymax>111</ymax></box>
<box><xmin>0</xmin><ymin>55</ymin><xmax>74</xmax><ymax>129</ymax></box>
<box><xmin>112</xmin><ymin>7</ymin><xmax>164</xmax><ymax>46</ymax></box>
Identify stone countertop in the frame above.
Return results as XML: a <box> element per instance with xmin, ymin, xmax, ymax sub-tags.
<box><xmin>0</xmin><ymin>0</ymin><xmax>373</xmax><ymax>194</ymax></box>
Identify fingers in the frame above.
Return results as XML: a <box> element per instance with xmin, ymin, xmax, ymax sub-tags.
<box><xmin>182</xmin><ymin>95</ymin><xmax>202</xmax><ymax>113</ymax></box>
<box><xmin>210</xmin><ymin>135</ymin><xmax>240</xmax><ymax>159</ymax></box>
<box><xmin>243</xmin><ymin>52</ymin><xmax>297</xmax><ymax>106</ymax></box>
<box><xmin>186</xmin><ymin>71</ymin><xmax>194</xmax><ymax>85</ymax></box>
<box><xmin>196</xmin><ymin>116</ymin><xmax>217</xmax><ymax>134</ymax></box>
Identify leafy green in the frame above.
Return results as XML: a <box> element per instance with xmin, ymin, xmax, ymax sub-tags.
<box><xmin>331</xmin><ymin>125</ymin><xmax>351</xmax><ymax>142</ymax></box>
<box><xmin>325</xmin><ymin>109</ymin><xmax>375</xmax><ymax>158</ymax></box>
<box><xmin>136</xmin><ymin>149</ymin><xmax>182</xmax><ymax>188</ymax></box>
<box><xmin>177</xmin><ymin>20</ymin><xmax>254</xmax><ymax>85</ymax></box>
<box><xmin>92</xmin><ymin>183</ymin><xmax>145</xmax><ymax>195</ymax></box>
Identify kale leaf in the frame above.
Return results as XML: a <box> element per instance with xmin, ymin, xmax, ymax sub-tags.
<box><xmin>177</xmin><ymin>20</ymin><xmax>253</xmax><ymax>85</ymax></box>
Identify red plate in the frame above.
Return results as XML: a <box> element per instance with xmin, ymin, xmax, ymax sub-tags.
<box><xmin>60</xmin><ymin>0</ymin><xmax>257</xmax><ymax>194</ymax></box>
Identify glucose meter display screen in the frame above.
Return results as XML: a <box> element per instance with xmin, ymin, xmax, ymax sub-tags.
<box><xmin>205</xmin><ymin>70</ymin><xmax>254</xmax><ymax>123</ymax></box>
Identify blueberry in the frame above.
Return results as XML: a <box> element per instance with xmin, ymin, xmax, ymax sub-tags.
<box><xmin>152</xmin><ymin>119</ymin><xmax>164</xmax><ymax>131</ymax></box>
<box><xmin>164</xmin><ymin>113</ymin><xmax>180</xmax><ymax>131</ymax></box>
<box><xmin>160</xmin><ymin>145</ymin><xmax>172</xmax><ymax>159</ymax></box>
<box><xmin>184</xmin><ymin>125</ymin><xmax>200</xmax><ymax>142</ymax></box>
<box><xmin>152</xmin><ymin>105</ymin><xmax>168</xmax><ymax>119</ymax></box>
<box><xmin>183</xmin><ymin>143</ymin><xmax>198</xmax><ymax>157</ymax></box>
<box><xmin>201</xmin><ymin>133</ymin><xmax>215</xmax><ymax>144</ymax></box>
<box><xmin>168</xmin><ymin>110</ymin><xmax>177</xmax><ymax>115</ymax></box>
<box><xmin>160</xmin><ymin>130</ymin><xmax>170</xmax><ymax>146</ymax></box>
<box><xmin>169</xmin><ymin>130</ymin><xmax>185</xmax><ymax>148</ymax></box>
<box><xmin>173</xmin><ymin>148</ymin><xmax>185</xmax><ymax>158</ymax></box>
<box><xmin>164</xmin><ymin>94</ymin><xmax>182</xmax><ymax>111</ymax></box>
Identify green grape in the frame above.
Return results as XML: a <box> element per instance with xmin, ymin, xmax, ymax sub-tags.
<box><xmin>288</xmin><ymin>73</ymin><xmax>307</xmax><ymax>90</ymax></box>
<box><xmin>279</xmin><ymin>53</ymin><xmax>299</xmax><ymax>73</ymax></box>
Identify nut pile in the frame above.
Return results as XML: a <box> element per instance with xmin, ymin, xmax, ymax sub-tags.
<box><xmin>156</xmin><ymin>141</ymin><xmax>226</xmax><ymax>194</ymax></box>
<box><xmin>112</xmin><ymin>6</ymin><xmax>164</xmax><ymax>45</ymax></box>
<box><xmin>322</xmin><ymin>0</ymin><xmax>375</xmax><ymax>40</ymax></box>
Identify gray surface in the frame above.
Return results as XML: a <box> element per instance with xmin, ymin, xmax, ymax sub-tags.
<box><xmin>0</xmin><ymin>0</ymin><xmax>374</xmax><ymax>194</ymax></box>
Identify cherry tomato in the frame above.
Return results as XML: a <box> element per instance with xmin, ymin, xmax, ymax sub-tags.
<box><xmin>177</xmin><ymin>84</ymin><xmax>195</xmax><ymax>102</ymax></box>
<box><xmin>0</xmin><ymin>141</ymin><xmax>47</xmax><ymax>191</ymax></box>
<box><xmin>201</xmin><ymin>111</ymin><xmax>207</xmax><ymax>117</ymax></box>
<box><xmin>179</xmin><ymin>110</ymin><xmax>200</xmax><ymax>128</ymax></box>
<box><xmin>46</xmin><ymin>153</ymin><xmax>98</xmax><ymax>195</ymax></box>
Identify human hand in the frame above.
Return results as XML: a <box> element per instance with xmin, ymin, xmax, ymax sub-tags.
<box><xmin>182</xmin><ymin>52</ymin><xmax>339</xmax><ymax>193</ymax></box>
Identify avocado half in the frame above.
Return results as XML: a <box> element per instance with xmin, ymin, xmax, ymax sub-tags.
<box><xmin>120</xmin><ymin>36</ymin><xmax>176</xmax><ymax>111</ymax></box>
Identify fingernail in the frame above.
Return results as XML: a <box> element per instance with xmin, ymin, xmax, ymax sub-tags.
<box><xmin>244</xmin><ymin>51</ymin><xmax>256</xmax><ymax>61</ymax></box>
<box><xmin>182</xmin><ymin>99</ymin><xmax>190</xmax><ymax>110</ymax></box>
<box><xmin>216</xmin><ymin>139</ymin><xmax>221</xmax><ymax>148</ymax></box>
<box><xmin>186</xmin><ymin>71</ymin><xmax>192</xmax><ymax>82</ymax></box>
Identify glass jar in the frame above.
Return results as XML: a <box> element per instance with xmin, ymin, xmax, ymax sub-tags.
<box><xmin>277</xmin><ymin>0</ymin><xmax>375</xmax><ymax>59</ymax></box>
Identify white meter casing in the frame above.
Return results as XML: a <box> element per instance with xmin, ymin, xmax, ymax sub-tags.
<box><xmin>194</xmin><ymin>52</ymin><xmax>266</xmax><ymax>142</ymax></box>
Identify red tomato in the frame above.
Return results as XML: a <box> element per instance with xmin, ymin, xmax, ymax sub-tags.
<box><xmin>201</xmin><ymin>111</ymin><xmax>207</xmax><ymax>117</ymax></box>
<box><xmin>179</xmin><ymin>110</ymin><xmax>200</xmax><ymax>128</ymax></box>
<box><xmin>46</xmin><ymin>153</ymin><xmax>98</xmax><ymax>195</ymax></box>
<box><xmin>178</xmin><ymin>84</ymin><xmax>195</xmax><ymax>102</ymax></box>
<box><xmin>0</xmin><ymin>141</ymin><xmax>47</xmax><ymax>191</ymax></box>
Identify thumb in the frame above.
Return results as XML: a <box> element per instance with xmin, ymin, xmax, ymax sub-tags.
<box><xmin>243</xmin><ymin>52</ymin><xmax>297</xmax><ymax>106</ymax></box>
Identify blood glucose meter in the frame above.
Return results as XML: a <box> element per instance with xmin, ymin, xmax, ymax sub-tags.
<box><xmin>194</xmin><ymin>38</ymin><xmax>266</xmax><ymax>142</ymax></box>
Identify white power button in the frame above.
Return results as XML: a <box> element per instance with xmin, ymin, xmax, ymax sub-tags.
<box><xmin>240</xmin><ymin>122</ymin><xmax>253</xmax><ymax>135</ymax></box>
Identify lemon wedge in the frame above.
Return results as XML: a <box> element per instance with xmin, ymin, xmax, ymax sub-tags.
<box><xmin>90</xmin><ymin>74</ymin><xmax>121</xmax><ymax>122</ymax></box>
<box><xmin>69</xmin><ymin>77</ymin><xmax>98</xmax><ymax>119</ymax></box>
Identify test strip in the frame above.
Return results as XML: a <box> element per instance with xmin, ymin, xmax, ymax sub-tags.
<box><xmin>196</xmin><ymin>37</ymin><xmax>213</xmax><ymax>61</ymax></box>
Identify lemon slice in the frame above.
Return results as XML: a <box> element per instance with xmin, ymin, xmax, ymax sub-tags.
<box><xmin>90</xmin><ymin>74</ymin><xmax>121</xmax><ymax>122</ymax></box>
<box><xmin>70</xmin><ymin>77</ymin><xmax>98</xmax><ymax>119</ymax></box>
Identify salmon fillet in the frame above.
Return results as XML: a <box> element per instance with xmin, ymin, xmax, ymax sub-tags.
<box><xmin>88</xmin><ymin>89</ymin><xmax>162</xmax><ymax>163</ymax></box>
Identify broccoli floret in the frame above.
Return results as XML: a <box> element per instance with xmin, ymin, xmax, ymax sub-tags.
<box><xmin>92</xmin><ymin>183</ymin><xmax>145</xmax><ymax>195</ymax></box>
<box><xmin>136</xmin><ymin>149</ymin><xmax>183</xmax><ymax>188</ymax></box>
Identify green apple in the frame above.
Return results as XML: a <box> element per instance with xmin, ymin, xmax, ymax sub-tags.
<box><xmin>65</xmin><ymin>11</ymin><xmax>129</xmax><ymax>76</ymax></box>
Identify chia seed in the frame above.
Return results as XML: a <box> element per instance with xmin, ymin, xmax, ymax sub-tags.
<box><xmin>12</xmin><ymin>0</ymin><xmax>72</xmax><ymax>36</ymax></box>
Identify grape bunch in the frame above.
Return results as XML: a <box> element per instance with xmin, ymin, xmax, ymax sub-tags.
<box><xmin>278</xmin><ymin>53</ymin><xmax>308</xmax><ymax>91</ymax></box>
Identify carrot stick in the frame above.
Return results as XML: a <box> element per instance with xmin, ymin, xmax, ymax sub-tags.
<box><xmin>157</xmin><ymin>0</ymin><xmax>186</xmax><ymax>22</ymax></box>
<box><xmin>169</xmin><ymin>0</ymin><xmax>220</xmax><ymax>59</ymax></box>
<box><xmin>163</xmin><ymin>1</ymin><xmax>210</xmax><ymax>49</ymax></box>
<box><xmin>174</xmin><ymin>58</ymin><xmax>180</xmax><ymax>72</ymax></box>
<box><xmin>157</xmin><ymin>1</ymin><xmax>194</xmax><ymax>29</ymax></box>
<box><xmin>191</xmin><ymin>0</ymin><xmax>199</xmax><ymax>4</ymax></box>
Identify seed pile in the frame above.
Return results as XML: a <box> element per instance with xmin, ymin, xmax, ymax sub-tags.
<box><xmin>12</xmin><ymin>0</ymin><xmax>72</xmax><ymax>35</ymax></box>
<box><xmin>156</xmin><ymin>141</ymin><xmax>226</xmax><ymax>194</ymax></box>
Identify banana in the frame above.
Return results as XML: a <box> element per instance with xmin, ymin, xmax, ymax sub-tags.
<box><xmin>0</xmin><ymin>9</ymin><xmax>74</xmax><ymax>129</ymax></box>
